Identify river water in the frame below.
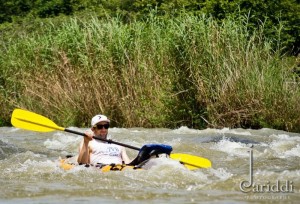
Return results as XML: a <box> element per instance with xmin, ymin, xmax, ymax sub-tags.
<box><xmin>0</xmin><ymin>126</ymin><xmax>299</xmax><ymax>203</ymax></box>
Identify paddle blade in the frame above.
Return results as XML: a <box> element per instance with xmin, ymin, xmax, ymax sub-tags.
<box><xmin>11</xmin><ymin>109</ymin><xmax>64</xmax><ymax>132</ymax></box>
<box><xmin>170</xmin><ymin>153</ymin><xmax>212</xmax><ymax>169</ymax></box>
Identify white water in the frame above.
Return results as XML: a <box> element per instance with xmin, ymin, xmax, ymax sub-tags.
<box><xmin>0</xmin><ymin>127</ymin><xmax>299</xmax><ymax>203</ymax></box>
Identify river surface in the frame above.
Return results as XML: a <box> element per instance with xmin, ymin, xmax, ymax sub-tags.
<box><xmin>0</xmin><ymin>126</ymin><xmax>299</xmax><ymax>203</ymax></box>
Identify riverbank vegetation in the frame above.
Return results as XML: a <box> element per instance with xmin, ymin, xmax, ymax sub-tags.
<box><xmin>1</xmin><ymin>1</ymin><xmax>299</xmax><ymax>131</ymax></box>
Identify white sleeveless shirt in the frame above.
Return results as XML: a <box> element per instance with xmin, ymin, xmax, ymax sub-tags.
<box><xmin>89</xmin><ymin>139</ymin><xmax>123</xmax><ymax>165</ymax></box>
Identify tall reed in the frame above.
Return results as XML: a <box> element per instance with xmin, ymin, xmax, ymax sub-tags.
<box><xmin>1</xmin><ymin>13</ymin><xmax>299</xmax><ymax>130</ymax></box>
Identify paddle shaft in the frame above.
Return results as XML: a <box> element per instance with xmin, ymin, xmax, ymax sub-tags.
<box><xmin>64</xmin><ymin>128</ymin><xmax>140</xmax><ymax>151</ymax></box>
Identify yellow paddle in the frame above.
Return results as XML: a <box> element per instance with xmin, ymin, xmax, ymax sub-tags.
<box><xmin>11</xmin><ymin>109</ymin><xmax>140</xmax><ymax>150</ymax></box>
<box><xmin>170</xmin><ymin>153</ymin><xmax>211</xmax><ymax>170</ymax></box>
<box><xmin>11</xmin><ymin>109</ymin><xmax>212</xmax><ymax>169</ymax></box>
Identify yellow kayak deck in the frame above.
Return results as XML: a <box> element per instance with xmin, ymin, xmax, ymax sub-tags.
<box><xmin>60</xmin><ymin>159</ymin><xmax>142</xmax><ymax>172</ymax></box>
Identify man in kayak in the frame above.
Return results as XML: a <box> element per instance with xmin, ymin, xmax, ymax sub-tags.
<box><xmin>77</xmin><ymin>114</ymin><xmax>131</xmax><ymax>165</ymax></box>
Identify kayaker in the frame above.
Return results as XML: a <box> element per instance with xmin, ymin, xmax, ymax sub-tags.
<box><xmin>77</xmin><ymin>114</ymin><xmax>131</xmax><ymax>165</ymax></box>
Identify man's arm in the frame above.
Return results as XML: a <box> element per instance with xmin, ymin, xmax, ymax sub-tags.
<box><xmin>77</xmin><ymin>133</ymin><xmax>93</xmax><ymax>164</ymax></box>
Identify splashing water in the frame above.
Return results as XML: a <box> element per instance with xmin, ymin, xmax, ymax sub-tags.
<box><xmin>1</xmin><ymin>127</ymin><xmax>299</xmax><ymax>203</ymax></box>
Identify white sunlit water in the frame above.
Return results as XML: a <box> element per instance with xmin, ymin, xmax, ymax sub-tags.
<box><xmin>0</xmin><ymin>126</ymin><xmax>299</xmax><ymax>203</ymax></box>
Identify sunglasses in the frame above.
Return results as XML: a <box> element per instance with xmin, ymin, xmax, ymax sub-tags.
<box><xmin>94</xmin><ymin>123</ymin><xmax>110</xmax><ymax>130</ymax></box>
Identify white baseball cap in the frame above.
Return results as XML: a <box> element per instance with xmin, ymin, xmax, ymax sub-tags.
<box><xmin>91</xmin><ymin>114</ymin><xmax>110</xmax><ymax>127</ymax></box>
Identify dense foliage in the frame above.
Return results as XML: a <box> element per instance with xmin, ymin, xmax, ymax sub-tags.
<box><xmin>1</xmin><ymin>1</ymin><xmax>299</xmax><ymax>131</ymax></box>
<box><xmin>1</xmin><ymin>13</ymin><xmax>299</xmax><ymax>131</ymax></box>
<box><xmin>0</xmin><ymin>0</ymin><xmax>299</xmax><ymax>54</ymax></box>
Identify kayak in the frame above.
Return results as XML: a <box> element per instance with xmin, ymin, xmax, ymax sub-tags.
<box><xmin>60</xmin><ymin>144</ymin><xmax>173</xmax><ymax>172</ymax></box>
<box><xmin>60</xmin><ymin>158</ymin><xmax>143</xmax><ymax>172</ymax></box>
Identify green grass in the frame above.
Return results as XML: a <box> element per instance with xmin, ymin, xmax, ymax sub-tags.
<box><xmin>1</xmin><ymin>12</ymin><xmax>299</xmax><ymax>131</ymax></box>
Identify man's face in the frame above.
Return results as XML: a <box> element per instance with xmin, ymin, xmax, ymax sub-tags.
<box><xmin>92</xmin><ymin>122</ymin><xmax>109</xmax><ymax>137</ymax></box>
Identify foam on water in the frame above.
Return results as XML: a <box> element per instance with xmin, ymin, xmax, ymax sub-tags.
<box><xmin>284</xmin><ymin>144</ymin><xmax>300</xmax><ymax>157</ymax></box>
<box><xmin>121</xmin><ymin>157</ymin><xmax>212</xmax><ymax>191</ymax></box>
<box><xmin>252</xmin><ymin>169</ymin><xmax>300</xmax><ymax>184</ymax></box>
<box><xmin>15</xmin><ymin>159</ymin><xmax>60</xmax><ymax>174</ymax></box>
<box><xmin>211</xmin><ymin>136</ymin><xmax>250</xmax><ymax>157</ymax></box>
<box><xmin>209</xmin><ymin>168</ymin><xmax>233</xmax><ymax>181</ymax></box>
<box><xmin>216</xmin><ymin>128</ymin><xmax>252</xmax><ymax>136</ymax></box>
<box><xmin>44</xmin><ymin>132</ymin><xmax>80</xmax><ymax>150</ymax></box>
<box><xmin>171</xmin><ymin>126</ymin><xmax>200</xmax><ymax>134</ymax></box>
<box><xmin>269</xmin><ymin>134</ymin><xmax>300</xmax><ymax>158</ymax></box>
